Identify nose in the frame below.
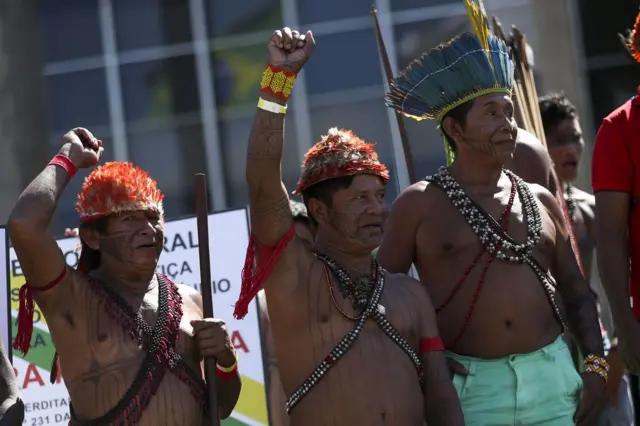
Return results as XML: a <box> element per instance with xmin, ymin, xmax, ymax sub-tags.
<box><xmin>365</xmin><ymin>196</ymin><xmax>387</xmax><ymax>216</ymax></box>
<box><xmin>138</xmin><ymin>220</ymin><xmax>157</xmax><ymax>236</ymax></box>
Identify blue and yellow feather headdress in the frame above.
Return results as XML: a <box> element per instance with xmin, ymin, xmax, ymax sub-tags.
<box><xmin>385</xmin><ymin>0</ymin><xmax>514</xmax><ymax>163</ymax></box>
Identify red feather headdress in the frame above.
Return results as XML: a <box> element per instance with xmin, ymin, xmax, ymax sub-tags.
<box><xmin>622</xmin><ymin>8</ymin><xmax>640</xmax><ymax>63</ymax></box>
<box><xmin>293</xmin><ymin>128</ymin><xmax>390</xmax><ymax>195</ymax></box>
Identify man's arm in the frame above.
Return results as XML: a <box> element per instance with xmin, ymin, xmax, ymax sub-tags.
<box><xmin>9</xmin><ymin>130</ymin><xmax>100</xmax><ymax>313</ymax></box>
<box><xmin>377</xmin><ymin>182</ymin><xmax>426</xmax><ymax>273</ymax></box>
<box><xmin>0</xmin><ymin>338</ymin><xmax>23</xmax><ymax>425</ymax></box>
<box><xmin>404</xmin><ymin>278</ymin><xmax>464</xmax><ymax>426</ymax></box>
<box><xmin>537</xmin><ymin>188</ymin><xmax>604</xmax><ymax>357</ymax></box>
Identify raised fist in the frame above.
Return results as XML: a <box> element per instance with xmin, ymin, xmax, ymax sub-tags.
<box><xmin>58</xmin><ymin>127</ymin><xmax>103</xmax><ymax>169</ymax></box>
<box><xmin>267</xmin><ymin>27</ymin><xmax>315</xmax><ymax>73</ymax></box>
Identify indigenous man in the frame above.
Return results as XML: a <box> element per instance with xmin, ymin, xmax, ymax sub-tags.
<box><xmin>0</xmin><ymin>338</ymin><xmax>23</xmax><ymax>425</ymax></box>
<box><xmin>257</xmin><ymin>200</ymin><xmax>313</xmax><ymax>426</ymax></box>
<box><xmin>234</xmin><ymin>27</ymin><xmax>463</xmax><ymax>426</ymax></box>
<box><xmin>509</xmin><ymin>127</ymin><xmax>556</xmax><ymax>192</ymax></box>
<box><xmin>8</xmin><ymin>129</ymin><xmax>241</xmax><ymax>425</ymax></box>
<box><xmin>540</xmin><ymin>92</ymin><xmax>634</xmax><ymax>425</ymax></box>
<box><xmin>592</xmin><ymin>8</ymin><xmax>640</xmax><ymax>377</ymax></box>
<box><xmin>377</xmin><ymin>5</ymin><xmax>606</xmax><ymax>424</ymax></box>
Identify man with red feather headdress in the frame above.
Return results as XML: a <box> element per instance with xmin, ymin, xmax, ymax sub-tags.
<box><xmin>592</xmin><ymin>7</ymin><xmax>640</xmax><ymax>378</ymax></box>
<box><xmin>8</xmin><ymin>128</ymin><xmax>240</xmax><ymax>425</ymax></box>
<box><xmin>234</xmin><ymin>26</ymin><xmax>463</xmax><ymax>425</ymax></box>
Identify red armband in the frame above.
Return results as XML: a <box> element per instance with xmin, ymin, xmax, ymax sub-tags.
<box><xmin>13</xmin><ymin>268</ymin><xmax>67</xmax><ymax>356</ymax></box>
<box><xmin>419</xmin><ymin>337</ymin><xmax>445</xmax><ymax>352</ymax></box>
<box><xmin>48</xmin><ymin>154</ymin><xmax>77</xmax><ymax>178</ymax></box>
<box><xmin>259</xmin><ymin>64</ymin><xmax>297</xmax><ymax>102</ymax></box>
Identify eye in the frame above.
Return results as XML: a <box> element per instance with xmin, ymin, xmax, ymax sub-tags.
<box><xmin>376</xmin><ymin>193</ymin><xmax>386</xmax><ymax>200</ymax></box>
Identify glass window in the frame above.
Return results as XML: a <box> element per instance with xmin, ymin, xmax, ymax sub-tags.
<box><xmin>218</xmin><ymin>113</ymin><xmax>301</xmax><ymax>208</ymax></box>
<box><xmin>45</xmin><ymin>69</ymin><xmax>110</xmax><ymax>134</ymax></box>
<box><xmin>308</xmin><ymin>99</ymin><xmax>402</xmax><ymax>201</ymax></box>
<box><xmin>128</xmin><ymin>123</ymin><xmax>208</xmax><ymax>220</ymax></box>
<box><xmin>297</xmin><ymin>0</ymin><xmax>371</xmax><ymax>25</ymax></box>
<box><xmin>579</xmin><ymin>0</ymin><xmax>638</xmax><ymax>57</ymax></box>
<box><xmin>305</xmin><ymin>30</ymin><xmax>383</xmax><ymax>95</ymax></box>
<box><xmin>50</xmin><ymin>138</ymin><xmax>115</xmax><ymax>232</ymax></box>
<box><xmin>393</xmin><ymin>17</ymin><xmax>469</xmax><ymax>70</ymax></box>
<box><xmin>112</xmin><ymin>0</ymin><xmax>193</xmax><ymax>51</ymax></box>
<box><xmin>205</xmin><ymin>0</ymin><xmax>281</xmax><ymax>38</ymax></box>
<box><xmin>588</xmin><ymin>64</ymin><xmax>638</xmax><ymax>126</ymax></box>
<box><xmin>212</xmin><ymin>44</ymin><xmax>266</xmax><ymax>109</ymax></box>
<box><xmin>39</xmin><ymin>0</ymin><xmax>102</xmax><ymax>63</ymax></box>
<box><xmin>391</xmin><ymin>0</ymin><xmax>457</xmax><ymax>12</ymax></box>
<box><xmin>119</xmin><ymin>56</ymin><xmax>200</xmax><ymax>123</ymax></box>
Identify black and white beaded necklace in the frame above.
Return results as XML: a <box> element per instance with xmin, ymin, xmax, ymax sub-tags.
<box><xmin>565</xmin><ymin>184</ymin><xmax>577</xmax><ymax>222</ymax></box>
<box><xmin>314</xmin><ymin>251</ymin><xmax>375</xmax><ymax>312</ymax></box>
<box><xmin>427</xmin><ymin>167</ymin><xmax>566</xmax><ymax>329</ymax></box>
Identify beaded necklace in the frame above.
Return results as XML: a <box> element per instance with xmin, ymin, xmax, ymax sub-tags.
<box><xmin>285</xmin><ymin>254</ymin><xmax>423</xmax><ymax>414</ymax></box>
<box><xmin>69</xmin><ymin>274</ymin><xmax>207</xmax><ymax>426</ymax></box>
<box><xmin>565</xmin><ymin>184</ymin><xmax>577</xmax><ymax>222</ymax></box>
<box><xmin>427</xmin><ymin>168</ymin><xmax>566</xmax><ymax>346</ymax></box>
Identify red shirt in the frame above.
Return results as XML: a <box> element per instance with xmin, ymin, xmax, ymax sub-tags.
<box><xmin>591</xmin><ymin>94</ymin><xmax>640</xmax><ymax>318</ymax></box>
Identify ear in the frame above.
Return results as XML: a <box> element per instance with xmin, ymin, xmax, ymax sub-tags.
<box><xmin>79</xmin><ymin>227</ymin><xmax>100</xmax><ymax>251</ymax></box>
<box><xmin>441</xmin><ymin>116</ymin><xmax>464</xmax><ymax>146</ymax></box>
<box><xmin>307</xmin><ymin>198</ymin><xmax>330</xmax><ymax>226</ymax></box>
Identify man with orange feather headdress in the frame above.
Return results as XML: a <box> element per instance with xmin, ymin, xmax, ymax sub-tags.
<box><xmin>233</xmin><ymin>26</ymin><xmax>463</xmax><ymax>425</ymax></box>
<box><xmin>592</xmin><ymin>6</ymin><xmax>640</xmax><ymax>381</ymax></box>
<box><xmin>8</xmin><ymin>128</ymin><xmax>240</xmax><ymax>425</ymax></box>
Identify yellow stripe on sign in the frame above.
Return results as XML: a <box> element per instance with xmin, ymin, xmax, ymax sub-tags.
<box><xmin>236</xmin><ymin>374</ymin><xmax>268</xmax><ymax>424</ymax></box>
<box><xmin>10</xmin><ymin>271</ymin><xmax>49</xmax><ymax>327</ymax></box>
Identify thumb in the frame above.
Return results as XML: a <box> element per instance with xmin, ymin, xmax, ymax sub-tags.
<box><xmin>190</xmin><ymin>319</ymin><xmax>206</xmax><ymax>332</ymax></box>
<box><xmin>303</xmin><ymin>30</ymin><xmax>316</xmax><ymax>56</ymax></box>
<box><xmin>446</xmin><ymin>357</ymin><xmax>469</xmax><ymax>375</ymax></box>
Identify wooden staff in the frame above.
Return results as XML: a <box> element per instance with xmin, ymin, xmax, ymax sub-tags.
<box><xmin>194</xmin><ymin>173</ymin><xmax>221</xmax><ymax>426</ymax></box>
<box><xmin>370</xmin><ymin>6</ymin><xmax>417</xmax><ymax>184</ymax></box>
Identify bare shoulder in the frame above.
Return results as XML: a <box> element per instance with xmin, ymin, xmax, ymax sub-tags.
<box><xmin>528</xmin><ymin>182</ymin><xmax>557</xmax><ymax>210</ymax></box>
<box><xmin>176</xmin><ymin>283</ymin><xmax>203</xmax><ymax>313</ymax></box>
<box><xmin>572</xmin><ymin>187</ymin><xmax>595</xmax><ymax>205</ymax></box>
<box><xmin>386</xmin><ymin>271</ymin><xmax>432</xmax><ymax>306</ymax></box>
<box><xmin>392</xmin><ymin>179</ymin><xmax>441</xmax><ymax>210</ymax></box>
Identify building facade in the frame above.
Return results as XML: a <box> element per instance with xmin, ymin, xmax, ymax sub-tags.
<box><xmin>15</xmin><ymin>0</ymin><xmax>640</xmax><ymax>232</ymax></box>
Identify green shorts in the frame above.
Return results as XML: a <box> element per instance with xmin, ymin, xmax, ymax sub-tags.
<box><xmin>447</xmin><ymin>336</ymin><xmax>582</xmax><ymax>426</ymax></box>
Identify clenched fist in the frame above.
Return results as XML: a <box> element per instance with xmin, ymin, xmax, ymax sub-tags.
<box><xmin>191</xmin><ymin>318</ymin><xmax>236</xmax><ymax>367</ymax></box>
<box><xmin>58</xmin><ymin>127</ymin><xmax>103</xmax><ymax>169</ymax></box>
<box><xmin>267</xmin><ymin>27</ymin><xmax>315</xmax><ymax>73</ymax></box>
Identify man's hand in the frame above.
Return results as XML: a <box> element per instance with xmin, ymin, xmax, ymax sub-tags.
<box><xmin>446</xmin><ymin>357</ymin><xmax>469</xmax><ymax>379</ymax></box>
<box><xmin>574</xmin><ymin>372</ymin><xmax>606</xmax><ymax>425</ymax></box>
<box><xmin>616</xmin><ymin>321</ymin><xmax>640</xmax><ymax>375</ymax></box>
<box><xmin>267</xmin><ymin>27</ymin><xmax>315</xmax><ymax>73</ymax></box>
<box><xmin>58</xmin><ymin>127</ymin><xmax>103</xmax><ymax>170</ymax></box>
<box><xmin>191</xmin><ymin>318</ymin><xmax>236</xmax><ymax>366</ymax></box>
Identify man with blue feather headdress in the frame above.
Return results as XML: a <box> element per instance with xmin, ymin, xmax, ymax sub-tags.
<box><xmin>377</xmin><ymin>1</ymin><xmax>607</xmax><ymax>424</ymax></box>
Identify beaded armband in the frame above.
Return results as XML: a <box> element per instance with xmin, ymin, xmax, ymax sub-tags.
<box><xmin>584</xmin><ymin>354</ymin><xmax>609</xmax><ymax>383</ymax></box>
<box><xmin>216</xmin><ymin>355</ymin><xmax>239</xmax><ymax>381</ymax></box>
<box><xmin>260</xmin><ymin>64</ymin><xmax>296</xmax><ymax>101</ymax></box>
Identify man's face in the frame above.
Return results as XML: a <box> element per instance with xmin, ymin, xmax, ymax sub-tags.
<box><xmin>98</xmin><ymin>210</ymin><xmax>164</xmax><ymax>268</ymax></box>
<box><xmin>451</xmin><ymin>93</ymin><xmax>518</xmax><ymax>165</ymax></box>
<box><xmin>317</xmin><ymin>175</ymin><xmax>388</xmax><ymax>252</ymax></box>
<box><xmin>546</xmin><ymin>117</ymin><xmax>584</xmax><ymax>183</ymax></box>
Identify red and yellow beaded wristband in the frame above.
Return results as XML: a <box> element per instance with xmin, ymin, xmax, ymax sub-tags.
<box><xmin>259</xmin><ymin>64</ymin><xmax>297</xmax><ymax>102</ymax></box>
<box><xmin>584</xmin><ymin>353</ymin><xmax>610</xmax><ymax>383</ymax></box>
<box><xmin>216</xmin><ymin>355</ymin><xmax>239</xmax><ymax>381</ymax></box>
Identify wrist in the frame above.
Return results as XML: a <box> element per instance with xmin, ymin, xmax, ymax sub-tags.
<box><xmin>216</xmin><ymin>348</ymin><xmax>237</xmax><ymax>368</ymax></box>
<box><xmin>49</xmin><ymin>153</ymin><xmax>77</xmax><ymax>179</ymax></box>
<box><xmin>56</xmin><ymin>144</ymin><xmax>83</xmax><ymax>170</ymax></box>
<box><xmin>259</xmin><ymin>63</ymin><xmax>296</xmax><ymax>105</ymax></box>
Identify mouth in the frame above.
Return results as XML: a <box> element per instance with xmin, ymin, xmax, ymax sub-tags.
<box><xmin>136</xmin><ymin>242</ymin><xmax>157</xmax><ymax>249</ymax></box>
<box><xmin>562</xmin><ymin>160</ymin><xmax>578</xmax><ymax>169</ymax></box>
<box><xmin>362</xmin><ymin>224</ymin><xmax>383</xmax><ymax>231</ymax></box>
<box><xmin>494</xmin><ymin>139</ymin><xmax>515</xmax><ymax>147</ymax></box>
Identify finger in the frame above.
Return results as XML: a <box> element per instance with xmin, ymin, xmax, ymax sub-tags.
<box><xmin>282</xmin><ymin>27</ymin><xmax>294</xmax><ymax>50</ymax></box>
<box><xmin>97</xmin><ymin>146</ymin><xmax>104</xmax><ymax>159</ymax></box>
<box><xmin>73</xmin><ymin>127</ymin><xmax>95</xmax><ymax>143</ymax></box>
<box><xmin>271</xmin><ymin>30</ymin><xmax>283</xmax><ymax>48</ymax></box>
<box><xmin>446</xmin><ymin>358</ymin><xmax>469</xmax><ymax>375</ymax></box>
<box><xmin>200</xmin><ymin>347</ymin><xmax>224</xmax><ymax>358</ymax></box>
<box><xmin>303</xmin><ymin>30</ymin><xmax>316</xmax><ymax>56</ymax></box>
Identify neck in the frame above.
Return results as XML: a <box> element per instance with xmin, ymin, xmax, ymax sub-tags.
<box><xmin>93</xmin><ymin>261</ymin><xmax>157</xmax><ymax>295</ymax></box>
<box><xmin>313</xmin><ymin>234</ymin><xmax>372</xmax><ymax>275</ymax></box>
<box><xmin>449</xmin><ymin>153</ymin><xmax>503</xmax><ymax>187</ymax></box>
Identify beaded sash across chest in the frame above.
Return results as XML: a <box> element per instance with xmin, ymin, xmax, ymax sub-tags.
<box><xmin>427</xmin><ymin>167</ymin><xmax>566</xmax><ymax>339</ymax></box>
<box><xmin>69</xmin><ymin>274</ymin><xmax>207</xmax><ymax>426</ymax></box>
<box><xmin>284</xmin><ymin>254</ymin><xmax>424</xmax><ymax>415</ymax></box>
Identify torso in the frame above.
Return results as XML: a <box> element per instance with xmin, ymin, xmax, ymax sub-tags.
<box><xmin>264</xmin><ymin>248</ymin><xmax>425</xmax><ymax>426</ymax></box>
<box><xmin>566</xmin><ymin>186</ymin><xmax>595</xmax><ymax>282</ymax></box>
<box><xmin>413</xmin><ymin>171</ymin><xmax>561</xmax><ymax>358</ymax></box>
<box><xmin>42</xmin><ymin>275</ymin><xmax>205</xmax><ymax>426</ymax></box>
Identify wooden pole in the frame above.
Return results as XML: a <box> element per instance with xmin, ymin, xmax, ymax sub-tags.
<box><xmin>194</xmin><ymin>173</ymin><xmax>221</xmax><ymax>425</ymax></box>
<box><xmin>370</xmin><ymin>6</ymin><xmax>417</xmax><ymax>184</ymax></box>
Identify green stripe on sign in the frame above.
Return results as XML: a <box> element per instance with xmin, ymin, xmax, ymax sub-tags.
<box><xmin>222</xmin><ymin>417</ymin><xmax>250</xmax><ymax>426</ymax></box>
<box><xmin>11</xmin><ymin>318</ymin><xmax>56</xmax><ymax>371</ymax></box>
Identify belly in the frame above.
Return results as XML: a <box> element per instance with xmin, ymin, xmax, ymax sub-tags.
<box><xmin>69</xmin><ymin>361</ymin><xmax>204</xmax><ymax>425</ymax></box>
<box><xmin>427</xmin><ymin>260</ymin><xmax>561</xmax><ymax>358</ymax></box>
<box><xmin>288</xmin><ymin>330</ymin><xmax>424</xmax><ymax>426</ymax></box>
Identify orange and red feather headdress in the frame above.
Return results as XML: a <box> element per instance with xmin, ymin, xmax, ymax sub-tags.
<box><xmin>76</xmin><ymin>161</ymin><xmax>165</xmax><ymax>222</ymax></box>
<box><xmin>293</xmin><ymin>127</ymin><xmax>390</xmax><ymax>195</ymax></box>
<box><xmin>622</xmin><ymin>8</ymin><xmax>640</xmax><ymax>63</ymax></box>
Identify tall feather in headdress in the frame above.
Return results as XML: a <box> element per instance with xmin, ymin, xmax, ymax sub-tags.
<box><xmin>619</xmin><ymin>7</ymin><xmax>640</xmax><ymax>64</ymax></box>
<box><xmin>385</xmin><ymin>0</ymin><xmax>514</xmax><ymax>164</ymax></box>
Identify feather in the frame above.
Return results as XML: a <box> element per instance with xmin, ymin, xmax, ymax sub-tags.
<box><xmin>464</xmin><ymin>0</ymin><xmax>491</xmax><ymax>64</ymax></box>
